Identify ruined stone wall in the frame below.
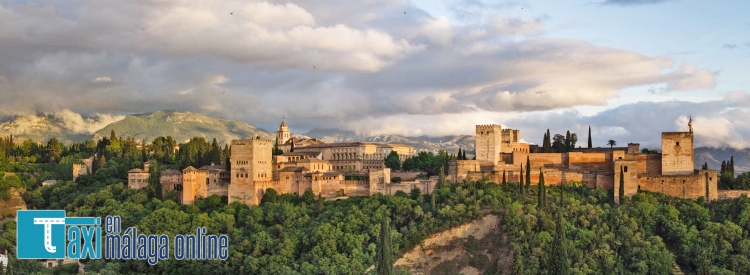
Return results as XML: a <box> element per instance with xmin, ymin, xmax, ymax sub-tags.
<box><xmin>661</xmin><ymin>132</ymin><xmax>694</xmax><ymax>175</ymax></box>
<box><xmin>475</xmin><ymin>125</ymin><xmax>502</xmax><ymax>165</ymax></box>
<box><xmin>449</xmin><ymin>160</ymin><xmax>483</xmax><ymax>182</ymax></box>
<box><xmin>638</xmin><ymin>170</ymin><xmax>718</xmax><ymax>201</ymax></box>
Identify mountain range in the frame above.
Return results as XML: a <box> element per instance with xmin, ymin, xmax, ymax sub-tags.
<box><xmin>0</xmin><ymin>110</ymin><xmax>746</xmax><ymax>172</ymax></box>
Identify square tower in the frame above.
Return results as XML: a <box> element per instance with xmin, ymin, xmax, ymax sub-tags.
<box><xmin>475</xmin><ymin>124</ymin><xmax>502</xmax><ymax>165</ymax></box>
<box><xmin>661</xmin><ymin>132</ymin><xmax>694</xmax><ymax>175</ymax></box>
<box><xmin>229</xmin><ymin>138</ymin><xmax>273</xmax><ymax>205</ymax></box>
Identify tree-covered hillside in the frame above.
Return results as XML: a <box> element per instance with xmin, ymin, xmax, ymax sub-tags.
<box><xmin>2</xmin><ymin>134</ymin><xmax>750</xmax><ymax>274</ymax></box>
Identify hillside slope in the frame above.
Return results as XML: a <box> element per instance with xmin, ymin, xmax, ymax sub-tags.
<box><xmin>395</xmin><ymin>214</ymin><xmax>511</xmax><ymax>275</ymax></box>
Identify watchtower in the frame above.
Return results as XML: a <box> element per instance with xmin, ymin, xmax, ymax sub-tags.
<box><xmin>475</xmin><ymin>124</ymin><xmax>502</xmax><ymax>165</ymax></box>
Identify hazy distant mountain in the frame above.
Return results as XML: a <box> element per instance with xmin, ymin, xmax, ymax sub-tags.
<box><xmin>2</xmin><ymin>110</ymin><xmax>749</xmax><ymax>170</ymax></box>
<box><xmin>0</xmin><ymin>113</ymin><xmax>104</xmax><ymax>144</ymax></box>
<box><xmin>305</xmin><ymin>128</ymin><xmax>475</xmax><ymax>154</ymax></box>
<box><xmin>94</xmin><ymin>110</ymin><xmax>273</xmax><ymax>144</ymax></box>
<box><xmin>0</xmin><ymin>110</ymin><xmax>274</xmax><ymax>145</ymax></box>
<box><xmin>695</xmin><ymin>147</ymin><xmax>750</xmax><ymax>173</ymax></box>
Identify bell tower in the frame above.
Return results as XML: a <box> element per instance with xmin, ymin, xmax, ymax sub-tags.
<box><xmin>277</xmin><ymin>117</ymin><xmax>290</xmax><ymax>145</ymax></box>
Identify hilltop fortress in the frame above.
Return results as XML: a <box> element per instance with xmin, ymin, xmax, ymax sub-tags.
<box><xmin>129</xmin><ymin>118</ymin><xmax>420</xmax><ymax>205</ymax></box>
<box><xmin>449</xmin><ymin>119</ymin><xmax>719</xmax><ymax>202</ymax></box>
<box><xmin>127</xmin><ymin>117</ymin><xmax>719</xmax><ymax>205</ymax></box>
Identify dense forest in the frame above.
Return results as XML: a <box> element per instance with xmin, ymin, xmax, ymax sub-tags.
<box><xmin>2</xmin><ymin>134</ymin><xmax>750</xmax><ymax>274</ymax></box>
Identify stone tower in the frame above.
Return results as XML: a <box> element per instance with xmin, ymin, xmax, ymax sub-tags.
<box><xmin>475</xmin><ymin>124</ymin><xmax>502</xmax><ymax>165</ymax></box>
<box><xmin>228</xmin><ymin>138</ymin><xmax>273</xmax><ymax>205</ymax></box>
<box><xmin>661</xmin><ymin>132</ymin><xmax>694</xmax><ymax>175</ymax></box>
<box><xmin>277</xmin><ymin>118</ymin><xmax>290</xmax><ymax>145</ymax></box>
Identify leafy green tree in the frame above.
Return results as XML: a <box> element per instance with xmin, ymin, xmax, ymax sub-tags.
<box><xmin>430</xmin><ymin>191</ymin><xmax>437</xmax><ymax>214</ymax></box>
<box><xmin>384</xmin><ymin>151</ymin><xmax>401</xmax><ymax>171</ymax></box>
<box><xmin>45</xmin><ymin>137</ymin><xmax>62</xmax><ymax>163</ymax></box>
<box><xmin>261</xmin><ymin>188</ymin><xmax>279</xmax><ymax>204</ymax></box>
<box><xmin>377</xmin><ymin>215</ymin><xmax>394</xmax><ymax>275</ymax></box>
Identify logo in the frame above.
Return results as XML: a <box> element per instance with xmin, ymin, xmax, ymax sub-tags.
<box><xmin>17</xmin><ymin>210</ymin><xmax>229</xmax><ymax>265</ymax></box>
<box><xmin>17</xmin><ymin>210</ymin><xmax>101</xmax><ymax>259</ymax></box>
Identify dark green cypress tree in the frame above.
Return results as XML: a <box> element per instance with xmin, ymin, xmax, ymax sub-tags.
<box><xmin>431</xmin><ymin>190</ymin><xmax>437</xmax><ymax>214</ymax></box>
<box><xmin>565</xmin><ymin>130</ymin><xmax>571</xmax><ymax>152</ymax></box>
<box><xmin>538</xmin><ymin>169</ymin><xmax>545</xmax><ymax>208</ymax></box>
<box><xmin>525</xmin><ymin>156</ymin><xmax>531</xmax><ymax>190</ymax></box>
<box><xmin>512</xmin><ymin>245</ymin><xmax>524</xmax><ymax>275</ymax></box>
<box><xmin>377</xmin><ymin>215</ymin><xmax>395</xmax><ymax>275</ymax></box>
<box><xmin>545</xmin><ymin>129</ymin><xmax>552</xmax><ymax>152</ymax></box>
<box><xmin>142</xmin><ymin>146</ymin><xmax>148</xmax><ymax>163</ymax></box>
<box><xmin>149</xmin><ymin>159</ymin><xmax>162</xmax><ymax>200</ymax></box>
<box><xmin>588</xmin><ymin>125</ymin><xmax>592</xmax><ymax>149</ymax></box>
<box><xmin>457</xmin><ymin>149</ymin><xmax>462</xmax><ymax>160</ymax></box>
<box><xmin>317</xmin><ymin>193</ymin><xmax>324</xmax><ymax>214</ymax></box>
<box><xmin>550</xmin><ymin>185</ymin><xmax>570</xmax><ymax>275</ymax></box>
<box><xmin>730</xmin><ymin>156</ymin><xmax>735</xmax><ymax>174</ymax></box>
<box><xmin>463</xmin><ymin>150</ymin><xmax>467</xmax><ymax>160</ymax></box>
<box><xmin>618</xmin><ymin>165</ymin><xmax>625</xmax><ymax>204</ymax></box>
<box><xmin>519</xmin><ymin>164</ymin><xmax>525</xmax><ymax>196</ymax></box>
<box><xmin>502</xmin><ymin>170</ymin><xmax>507</xmax><ymax>185</ymax></box>
<box><xmin>721</xmin><ymin>160</ymin><xmax>726</xmax><ymax>174</ymax></box>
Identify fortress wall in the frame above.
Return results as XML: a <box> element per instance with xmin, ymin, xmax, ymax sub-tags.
<box><xmin>317</xmin><ymin>180</ymin><xmax>369</xmax><ymax>197</ymax></box>
<box><xmin>207</xmin><ymin>182</ymin><xmax>228</xmax><ymax>197</ymax></box>
<box><xmin>385</xmin><ymin>180</ymin><xmax>436</xmax><ymax>195</ymax></box>
<box><xmin>391</xmin><ymin>171</ymin><xmax>421</xmax><ymax>181</ymax></box>
<box><xmin>529</xmin><ymin>154</ymin><xmax>566</xmax><ymax>169</ymax></box>
<box><xmin>568</xmin><ymin>152</ymin><xmax>610</xmax><ymax>170</ymax></box>
<box><xmin>638</xmin><ymin>170</ymin><xmax>718</xmax><ymax>201</ymax></box>
<box><xmin>449</xmin><ymin>160</ymin><xmax>482</xmax><ymax>182</ymax></box>
<box><xmin>718</xmin><ymin>190</ymin><xmax>750</xmax><ymax>200</ymax></box>
<box><xmin>614</xmin><ymin>160</ymin><xmax>639</xmax><ymax>202</ymax></box>
<box><xmin>228</xmin><ymin>181</ymin><xmax>259</xmax><ymax>205</ymax></box>
<box><xmin>636</xmin><ymin>154</ymin><xmax>662</xmax><ymax>174</ymax></box>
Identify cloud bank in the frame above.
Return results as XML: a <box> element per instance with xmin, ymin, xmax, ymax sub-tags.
<box><xmin>0</xmin><ymin>0</ymin><xmax>732</xmax><ymax>148</ymax></box>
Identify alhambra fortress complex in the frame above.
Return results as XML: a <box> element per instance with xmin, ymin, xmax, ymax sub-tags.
<box><xmin>112</xmin><ymin>118</ymin><xmax>721</xmax><ymax>205</ymax></box>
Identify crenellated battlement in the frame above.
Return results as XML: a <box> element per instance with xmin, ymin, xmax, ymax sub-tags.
<box><xmin>232</xmin><ymin>138</ymin><xmax>273</xmax><ymax>145</ymax></box>
<box><xmin>476</xmin><ymin>124</ymin><xmax>501</xmax><ymax>133</ymax></box>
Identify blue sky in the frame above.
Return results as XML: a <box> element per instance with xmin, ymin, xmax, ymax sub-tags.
<box><xmin>0</xmin><ymin>0</ymin><xmax>748</xmax><ymax>149</ymax></box>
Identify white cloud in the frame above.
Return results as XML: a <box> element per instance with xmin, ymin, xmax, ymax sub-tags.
<box><xmin>91</xmin><ymin>76</ymin><xmax>111</xmax><ymax>83</ymax></box>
